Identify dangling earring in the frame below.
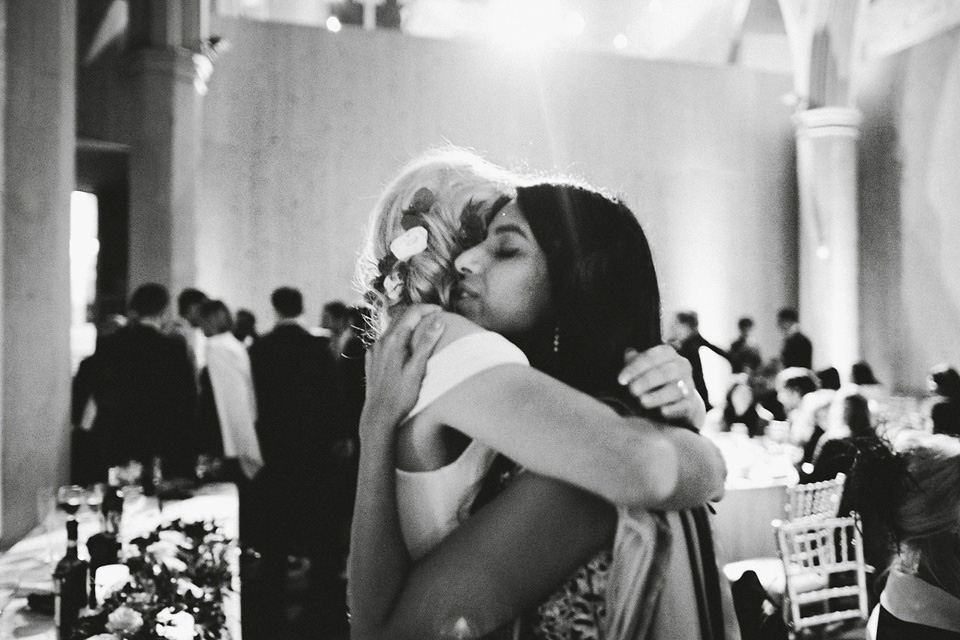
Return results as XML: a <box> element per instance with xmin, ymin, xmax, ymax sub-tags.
<box><xmin>553</xmin><ymin>324</ymin><xmax>560</xmax><ymax>354</ymax></box>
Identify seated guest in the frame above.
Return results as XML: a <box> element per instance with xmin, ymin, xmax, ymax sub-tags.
<box><xmin>707</xmin><ymin>375</ymin><xmax>772</xmax><ymax>437</ymax></box>
<box><xmin>776</xmin><ymin>366</ymin><xmax>820</xmax><ymax>442</ymax></box>
<box><xmin>851</xmin><ymin>360</ymin><xmax>887</xmax><ymax>406</ymax></box>
<box><xmin>860</xmin><ymin>432</ymin><xmax>960</xmax><ymax>639</ymax></box>
<box><xmin>794</xmin><ymin>388</ymin><xmax>836</xmax><ymax>473</ymax></box>
<box><xmin>801</xmin><ymin>392</ymin><xmax>878</xmax><ymax>484</ymax></box>
<box><xmin>928</xmin><ymin>363</ymin><xmax>960</xmax><ymax>437</ymax></box>
<box><xmin>816</xmin><ymin>366</ymin><xmax>841</xmax><ymax>391</ymax></box>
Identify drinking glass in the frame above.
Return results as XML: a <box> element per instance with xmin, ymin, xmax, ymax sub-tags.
<box><xmin>35</xmin><ymin>486</ymin><xmax>57</xmax><ymax>563</ymax></box>
<box><xmin>85</xmin><ymin>483</ymin><xmax>105</xmax><ymax>522</ymax></box>
<box><xmin>56</xmin><ymin>485</ymin><xmax>87</xmax><ymax>520</ymax></box>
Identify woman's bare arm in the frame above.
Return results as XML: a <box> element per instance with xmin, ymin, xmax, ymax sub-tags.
<box><xmin>349</xmin><ymin>459</ymin><xmax>615</xmax><ymax>640</ymax></box>
<box><xmin>349</xmin><ymin>307</ymin><xmax>616</xmax><ymax>640</ymax></box>
<box><xmin>420</xmin><ymin>312</ymin><xmax>726</xmax><ymax>508</ymax></box>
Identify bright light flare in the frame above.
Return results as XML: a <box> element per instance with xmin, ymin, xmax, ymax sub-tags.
<box><xmin>326</xmin><ymin>16</ymin><xmax>342</xmax><ymax>32</ymax></box>
<box><xmin>613</xmin><ymin>33</ymin><xmax>629</xmax><ymax>50</ymax></box>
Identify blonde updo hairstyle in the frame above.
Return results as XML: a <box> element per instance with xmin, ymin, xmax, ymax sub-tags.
<box><xmin>358</xmin><ymin>148</ymin><xmax>517</xmax><ymax>339</ymax></box>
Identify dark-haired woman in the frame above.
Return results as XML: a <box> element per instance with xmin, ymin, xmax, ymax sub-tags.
<box><xmin>349</xmin><ymin>150</ymin><xmax>735</xmax><ymax>640</ymax></box>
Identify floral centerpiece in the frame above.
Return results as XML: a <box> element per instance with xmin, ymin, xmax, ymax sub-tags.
<box><xmin>73</xmin><ymin>519</ymin><xmax>236</xmax><ymax>640</ymax></box>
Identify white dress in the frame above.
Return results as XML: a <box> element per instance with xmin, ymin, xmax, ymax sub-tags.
<box><xmin>396</xmin><ymin>331</ymin><xmax>528</xmax><ymax>560</ymax></box>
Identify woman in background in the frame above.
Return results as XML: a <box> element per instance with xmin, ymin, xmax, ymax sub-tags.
<box><xmin>859</xmin><ymin>431</ymin><xmax>960</xmax><ymax>639</ymax></box>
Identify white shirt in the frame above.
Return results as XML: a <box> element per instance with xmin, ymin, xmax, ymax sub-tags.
<box><xmin>205</xmin><ymin>332</ymin><xmax>263</xmax><ymax>479</ymax></box>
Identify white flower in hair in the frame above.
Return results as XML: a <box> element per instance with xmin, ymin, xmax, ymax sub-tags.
<box><xmin>390</xmin><ymin>226</ymin><xmax>428</xmax><ymax>262</ymax></box>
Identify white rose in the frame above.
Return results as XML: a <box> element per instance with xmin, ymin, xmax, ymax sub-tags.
<box><xmin>389</xmin><ymin>226</ymin><xmax>428</xmax><ymax>261</ymax></box>
<box><xmin>105</xmin><ymin>606</ymin><xmax>144</xmax><ymax>634</ymax></box>
<box><xmin>155</xmin><ymin>609</ymin><xmax>196</xmax><ymax>640</ymax></box>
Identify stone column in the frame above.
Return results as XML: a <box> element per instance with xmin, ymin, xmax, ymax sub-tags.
<box><xmin>793</xmin><ymin>107</ymin><xmax>862</xmax><ymax>375</ymax></box>
<box><xmin>2</xmin><ymin>0</ymin><xmax>76</xmax><ymax>545</ymax></box>
<box><xmin>126</xmin><ymin>1</ymin><xmax>209</xmax><ymax>294</ymax></box>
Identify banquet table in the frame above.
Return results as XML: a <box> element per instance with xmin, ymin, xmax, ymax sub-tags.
<box><xmin>707</xmin><ymin>431</ymin><xmax>799</xmax><ymax>564</ymax></box>
<box><xmin>0</xmin><ymin>482</ymin><xmax>240</xmax><ymax>640</ymax></box>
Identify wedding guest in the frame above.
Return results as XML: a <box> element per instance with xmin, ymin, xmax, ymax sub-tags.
<box><xmin>196</xmin><ymin>300</ymin><xmax>263</xmax><ymax>481</ymax></box>
<box><xmin>858</xmin><ymin>432</ymin><xmax>960</xmax><ymax>639</ymax></box>
<box><xmin>776</xmin><ymin>367</ymin><xmax>823</xmax><ymax>459</ymax></box>
<box><xmin>928</xmin><ymin>363</ymin><xmax>960</xmax><ymax>437</ymax></box>
<box><xmin>196</xmin><ymin>299</ymin><xmax>265</xmax><ymax>555</ymax></box>
<box><xmin>801</xmin><ymin>392</ymin><xmax>877</xmax><ymax>484</ymax></box>
<box><xmin>88</xmin><ymin>283</ymin><xmax>197</xmax><ymax>479</ymax></box>
<box><xmin>232</xmin><ymin>308</ymin><xmax>259</xmax><ymax>347</ymax></box>
<box><xmin>320</xmin><ymin>300</ymin><xmax>353</xmax><ymax>360</ymax></box>
<box><xmin>795</xmin><ymin>388</ymin><xmax>836</xmax><ymax>475</ymax></box>
<box><xmin>728</xmin><ymin>316</ymin><xmax>762</xmax><ymax>375</ymax></box>
<box><xmin>670</xmin><ymin>310</ymin><xmax>728</xmax><ymax>411</ymax></box>
<box><xmin>707</xmin><ymin>375</ymin><xmax>772</xmax><ymax>437</ymax></box>
<box><xmin>249</xmin><ymin>286</ymin><xmax>343</xmax><ymax>631</ymax></box>
<box><xmin>816</xmin><ymin>366</ymin><xmax>841</xmax><ymax>391</ymax></box>
<box><xmin>172</xmin><ymin>287</ymin><xmax>209</xmax><ymax>375</ymax></box>
<box><xmin>776</xmin><ymin>307</ymin><xmax>812</xmax><ymax>369</ymax></box>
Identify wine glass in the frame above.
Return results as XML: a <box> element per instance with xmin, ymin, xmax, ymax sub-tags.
<box><xmin>56</xmin><ymin>485</ymin><xmax>87</xmax><ymax>521</ymax></box>
<box><xmin>86</xmin><ymin>483</ymin><xmax>105</xmax><ymax>515</ymax></box>
<box><xmin>35</xmin><ymin>486</ymin><xmax>57</xmax><ymax>563</ymax></box>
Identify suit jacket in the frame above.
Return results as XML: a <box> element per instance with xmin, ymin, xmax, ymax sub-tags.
<box><xmin>249</xmin><ymin>323</ymin><xmax>339</xmax><ymax>481</ymax></box>
<box><xmin>89</xmin><ymin>323</ymin><xmax>198</xmax><ymax>478</ymax></box>
<box><xmin>677</xmin><ymin>333</ymin><xmax>727</xmax><ymax>411</ymax></box>
<box><xmin>781</xmin><ymin>331</ymin><xmax>813</xmax><ymax>369</ymax></box>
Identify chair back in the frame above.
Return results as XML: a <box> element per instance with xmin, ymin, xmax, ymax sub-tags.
<box><xmin>785</xmin><ymin>472</ymin><xmax>846</xmax><ymax>522</ymax></box>
<box><xmin>776</xmin><ymin>514</ymin><xmax>869</xmax><ymax>637</ymax></box>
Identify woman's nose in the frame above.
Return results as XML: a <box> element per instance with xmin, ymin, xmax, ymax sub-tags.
<box><xmin>454</xmin><ymin>245</ymin><xmax>481</xmax><ymax>275</ymax></box>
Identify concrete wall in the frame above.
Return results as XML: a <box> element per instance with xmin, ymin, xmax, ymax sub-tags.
<box><xmin>1</xmin><ymin>0</ymin><xmax>75</xmax><ymax>546</ymax></box>
<box><xmin>858</xmin><ymin>27</ymin><xmax>960</xmax><ymax>394</ymax></box>
<box><xmin>199</xmin><ymin>17</ymin><xmax>799</xmax><ymax>362</ymax></box>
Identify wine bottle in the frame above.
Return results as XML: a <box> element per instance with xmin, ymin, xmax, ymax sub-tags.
<box><xmin>53</xmin><ymin>518</ymin><xmax>88</xmax><ymax>639</ymax></box>
<box><xmin>87</xmin><ymin>475</ymin><xmax>123</xmax><ymax>607</ymax></box>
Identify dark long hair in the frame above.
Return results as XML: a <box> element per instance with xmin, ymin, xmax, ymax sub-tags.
<box><xmin>513</xmin><ymin>182</ymin><xmax>662</xmax><ymax>405</ymax></box>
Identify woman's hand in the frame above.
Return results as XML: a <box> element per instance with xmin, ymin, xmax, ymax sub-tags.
<box><xmin>360</xmin><ymin>304</ymin><xmax>446</xmax><ymax>444</ymax></box>
<box><xmin>618</xmin><ymin>344</ymin><xmax>706</xmax><ymax>429</ymax></box>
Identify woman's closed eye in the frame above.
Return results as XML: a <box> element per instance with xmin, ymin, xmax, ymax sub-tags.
<box><xmin>494</xmin><ymin>245</ymin><xmax>520</xmax><ymax>258</ymax></box>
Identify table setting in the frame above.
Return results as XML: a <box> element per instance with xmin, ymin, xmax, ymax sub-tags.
<box><xmin>0</xmin><ymin>476</ymin><xmax>240</xmax><ymax>640</ymax></box>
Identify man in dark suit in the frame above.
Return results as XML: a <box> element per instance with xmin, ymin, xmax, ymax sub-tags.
<box><xmin>87</xmin><ymin>284</ymin><xmax>197</xmax><ymax>480</ymax></box>
<box><xmin>670</xmin><ymin>310</ymin><xmax>728</xmax><ymax>411</ymax></box>
<box><xmin>249</xmin><ymin>287</ymin><xmax>342</xmax><ymax>633</ymax></box>
<box><xmin>777</xmin><ymin>307</ymin><xmax>813</xmax><ymax>369</ymax></box>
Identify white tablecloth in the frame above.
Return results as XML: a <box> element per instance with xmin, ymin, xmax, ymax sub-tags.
<box><xmin>707</xmin><ymin>432</ymin><xmax>799</xmax><ymax>564</ymax></box>
<box><xmin>0</xmin><ymin>483</ymin><xmax>240</xmax><ymax>640</ymax></box>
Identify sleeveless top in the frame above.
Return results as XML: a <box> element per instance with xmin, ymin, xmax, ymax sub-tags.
<box><xmin>396</xmin><ymin>331</ymin><xmax>528</xmax><ymax>561</ymax></box>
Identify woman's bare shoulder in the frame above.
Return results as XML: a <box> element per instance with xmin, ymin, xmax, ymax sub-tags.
<box><xmin>432</xmin><ymin>311</ymin><xmax>486</xmax><ymax>350</ymax></box>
